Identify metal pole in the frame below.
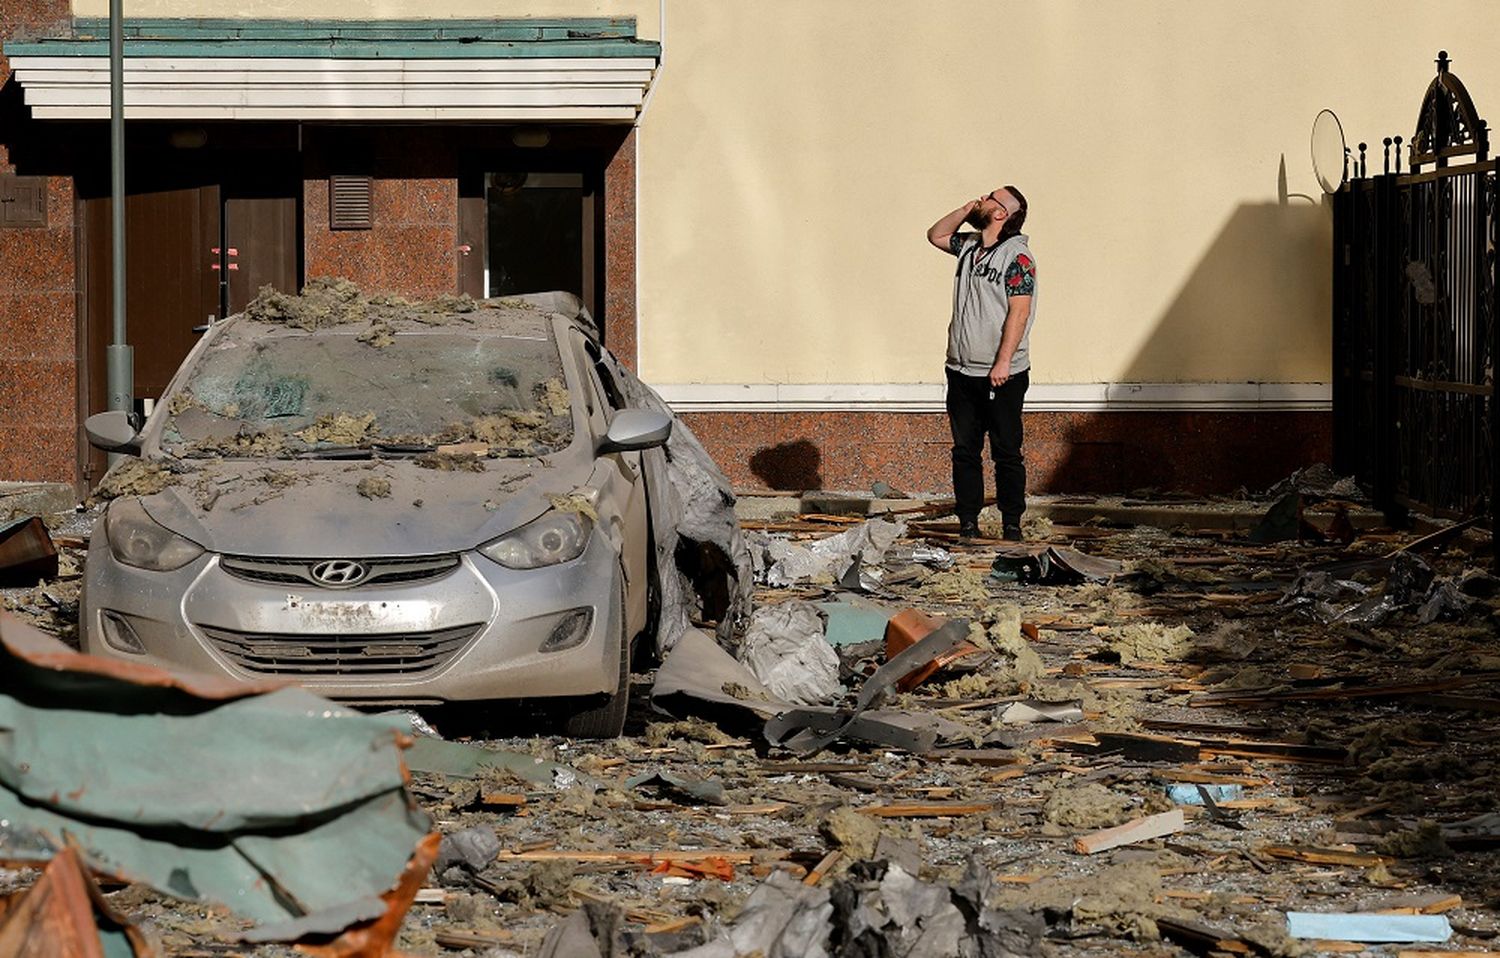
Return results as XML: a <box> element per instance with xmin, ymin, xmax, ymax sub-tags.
<box><xmin>105</xmin><ymin>0</ymin><xmax>132</xmax><ymax>416</ymax></box>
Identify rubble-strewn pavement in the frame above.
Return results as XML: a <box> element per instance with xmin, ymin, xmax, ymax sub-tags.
<box><xmin>3</xmin><ymin>483</ymin><xmax>1499</xmax><ymax>957</ymax></box>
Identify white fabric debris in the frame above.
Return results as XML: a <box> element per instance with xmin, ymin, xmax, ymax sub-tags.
<box><xmin>752</xmin><ymin>519</ymin><xmax>907</xmax><ymax>588</ymax></box>
<box><xmin>736</xmin><ymin>602</ymin><xmax>842</xmax><ymax>706</ymax></box>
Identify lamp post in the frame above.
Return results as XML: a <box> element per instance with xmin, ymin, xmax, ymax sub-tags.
<box><xmin>105</xmin><ymin>0</ymin><xmax>132</xmax><ymax>420</ymax></box>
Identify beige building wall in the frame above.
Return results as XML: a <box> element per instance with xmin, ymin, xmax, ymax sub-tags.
<box><xmin>66</xmin><ymin>0</ymin><xmax>1500</xmax><ymax>387</ymax></box>
<box><xmin>634</xmin><ymin>0</ymin><xmax>1500</xmax><ymax>386</ymax></box>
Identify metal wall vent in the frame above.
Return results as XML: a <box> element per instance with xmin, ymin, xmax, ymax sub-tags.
<box><xmin>329</xmin><ymin>175</ymin><xmax>373</xmax><ymax>230</ymax></box>
<box><xmin>0</xmin><ymin>175</ymin><xmax>48</xmax><ymax>228</ymax></box>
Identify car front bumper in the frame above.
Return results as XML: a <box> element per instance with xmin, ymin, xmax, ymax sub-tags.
<box><xmin>80</xmin><ymin>531</ymin><xmax>623</xmax><ymax>704</ymax></box>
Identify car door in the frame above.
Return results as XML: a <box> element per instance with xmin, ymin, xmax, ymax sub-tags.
<box><xmin>573</xmin><ymin>333</ymin><xmax>651</xmax><ymax>638</ymax></box>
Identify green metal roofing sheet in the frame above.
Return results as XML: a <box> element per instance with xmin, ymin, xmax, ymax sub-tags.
<box><xmin>3</xmin><ymin>16</ymin><xmax>660</xmax><ymax>58</ymax></box>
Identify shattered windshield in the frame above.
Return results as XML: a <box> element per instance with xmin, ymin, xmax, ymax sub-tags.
<box><xmin>162</xmin><ymin>327</ymin><xmax>573</xmax><ymax>460</ymax></box>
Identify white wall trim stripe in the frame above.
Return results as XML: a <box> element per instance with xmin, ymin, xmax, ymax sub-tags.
<box><xmin>8</xmin><ymin>55</ymin><xmax>655</xmax><ymax>120</ymax></box>
<box><xmin>653</xmin><ymin>382</ymin><xmax>1332</xmax><ymax>413</ymax></box>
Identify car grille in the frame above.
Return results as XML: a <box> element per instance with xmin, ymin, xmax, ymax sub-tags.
<box><xmin>219</xmin><ymin>554</ymin><xmax>461</xmax><ymax>589</ymax></box>
<box><xmin>199</xmin><ymin>623</ymin><xmax>482</xmax><ymax>677</ymax></box>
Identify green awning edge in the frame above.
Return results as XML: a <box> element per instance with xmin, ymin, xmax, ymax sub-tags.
<box><xmin>3</xmin><ymin>17</ymin><xmax>660</xmax><ymax>59</ymax></box>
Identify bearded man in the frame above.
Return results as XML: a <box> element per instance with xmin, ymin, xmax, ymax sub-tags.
<box><xmin>925</xmin><ymin>187</ymin><xmax>1036</xmax><ymax>541</ymax></box>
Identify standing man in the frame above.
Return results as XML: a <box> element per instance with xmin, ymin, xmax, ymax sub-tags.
<box><xmin>926</xmin><ymin>187</ymin><xmax>1036</xmax><ymax>541</ymax></box>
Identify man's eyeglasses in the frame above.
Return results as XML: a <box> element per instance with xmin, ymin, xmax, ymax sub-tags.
<box><xmin>988</xmin><ymin>191</ymin><xmax>1015</xmax><ymax>214</ymax></box>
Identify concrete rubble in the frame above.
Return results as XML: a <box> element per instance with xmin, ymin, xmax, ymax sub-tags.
<box><xmin>5</xmin><ymin>468</ymin><xmax>1500</xmax><ymax>955</ymax></box>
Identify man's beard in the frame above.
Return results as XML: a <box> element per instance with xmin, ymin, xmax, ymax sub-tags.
<box><xmin>964</xmin><ymin>206</ymin><xmax>992</xmax><ymax>229</ymax></box>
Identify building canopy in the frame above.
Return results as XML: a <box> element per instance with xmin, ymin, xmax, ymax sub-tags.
<box><xmin>2</xmin><ymin>18</ymin><xmax>659</xmax><ymax>121</ymax></box>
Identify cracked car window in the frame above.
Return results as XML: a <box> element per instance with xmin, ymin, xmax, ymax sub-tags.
<box><xmin>161</xmin><ymin>324</ymin><xmax>573</xmax><ymax>459</ymax></box>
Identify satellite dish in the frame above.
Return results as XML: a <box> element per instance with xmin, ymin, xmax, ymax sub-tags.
<box><xmin>1312</xmin><ymin>109</ymin><xmax>1348</xmax><ymax>194</ymax></box>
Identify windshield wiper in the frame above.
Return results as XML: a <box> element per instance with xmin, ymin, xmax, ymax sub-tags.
<box><xmin>295</xmin><ymin>445</ymin><xmax>374</xmax><ymax>460</ymax></box>
<box><xmin>374</xmin><ymin>442</ymin><xmax>436</xmax><ymax>457</ymax></box>
<box><xmin>293</xmin><ymin>442</ymin><xmax>437</xmax><ymax>460</ymax></box>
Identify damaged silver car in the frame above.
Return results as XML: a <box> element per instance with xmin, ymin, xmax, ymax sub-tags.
<box><xmin>80</xmin><ymin>287</ymin><xmax>716</xmax><ymax>737</ymax></box>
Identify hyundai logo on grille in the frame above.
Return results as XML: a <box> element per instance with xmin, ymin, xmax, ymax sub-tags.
<box><xmin>309</xmin><ymin>560</ymin><xmax>369</xmax><ymax>587</ymax></box>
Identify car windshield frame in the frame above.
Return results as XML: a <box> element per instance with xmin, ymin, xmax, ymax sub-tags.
<box><xmin>156</xmin><ymin>320</ymin><xmax>576</xmax><ymax>462</ymax></box>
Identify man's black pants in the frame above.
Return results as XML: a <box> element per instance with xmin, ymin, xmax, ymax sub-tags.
<box><xmin>945</xmin><ymin>366</ymin><xmax>1028</xmax><ymax>527</ymax></box>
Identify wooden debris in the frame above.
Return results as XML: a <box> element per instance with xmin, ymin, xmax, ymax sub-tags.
<box><xmin>803</xmin><ymin>851</ymin><xmax>842</xmax><ymax>886</ymax></box>
<box><xmin>1375</xmin><ymin>893</ymin><xmax>1463</xmax><ymax>915</ymax></box>
<box><xmin>1256</xmin><ymin>844</ymin><xmax>1392</xmax><ymax>868</ymax></box>
<box><xmin>435</xmin><ymin>929</ymin><xmax>511</xmax><ymax>948</ymax></box>
<box><xmin>1073</xmin><ymin>809</ymin><xmax>1186</xmax><ymax>854</ymax></box>
<box><xmin>493</xmin><ymin>849</ymin><xmax>784</xmax><ymax>865</ymax></box>
<box><xmin>644</xmin><ymin>915</ymin><xmax>703</xmax><ymax>935</ymax></box>
<box><xmin>477</xmin><ymin>792</ymin><xmax>527</xmax><ymax>809</ymax></box>
<box><xmin>857</xmin><ymin>802</ymin><xmax>993</xmax><ymax>818</ymax></box>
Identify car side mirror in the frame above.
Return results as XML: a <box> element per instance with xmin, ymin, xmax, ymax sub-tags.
<box><xmin>598</xmin><ymin>409</ymin><xmax>672</xmax><ymax>455</ymax></box>
<box><xmin>85</xmin><ymin>410</ymin><xmax>143</xmax><ymax>453</ymax></box>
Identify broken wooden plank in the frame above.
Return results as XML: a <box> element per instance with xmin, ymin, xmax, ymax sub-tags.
<box><xmin>803</xmin><ymin>851</ymin><xmax>842</xmax><ymax>886</ymax></box>
<box><xmin>492</xmin><ymin>849</ymin><xmax>785</xmax><ymax>865</ymax></box>
<box><xmin>477</xmin><ymin>792</ymin><xmax>527</xmax><ymax>809</ymax></box>
<box><xmin>1257</xmin><ymin>844</ymin><xmax>1392</xmax><ymax>868</ymax></box>
<box><xmin>644</xmin><ymin>915</ymin><xmax>703</xmax><ymax>935</ymax></box>
<box><xmin>857</xmin><ymin>802</ymin><xmax>993</xmax><ymax>818</ymax></box>
<box><xmin>1374</xmin><ymin>893</ymin><xmax>1463</xmax><ymax>915</ymax></box>
<box><xmin>1073</xmin><ymin>809</ymin><xmax>1186</xmax><ymax>854</ymax></box>
<box><xmin>1093</xmin><ymin>731</ymin><xmax>1202</xmax><ymax>763</ymax></box>
<box><xmin>1191</xmin><ymin>672</ymin><xmax>1500</xmax><ymax>707</ymax></box>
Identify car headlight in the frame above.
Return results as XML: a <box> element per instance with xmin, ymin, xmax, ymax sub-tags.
<box><xmin>105</xmin><ymin>498</ymin><xmax>205</xmax><ymax>571</ymax></box>
<box><xmin>479</xmin><ymin>510</ymin><xmax>594</xmax><ymax>569</ymax></box>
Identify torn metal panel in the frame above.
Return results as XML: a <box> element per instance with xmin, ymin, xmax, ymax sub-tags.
<box><xmin>651</xmin><ymin>628</ymin><xmax>973</xmax><ymax>755</ymax></box>
<box><xmin>405</xmin><ymin>735</ymin><xmax>580</xmax><ymax>788</ymax></box>
<box><xmin>610</xmin><ymin>363</ymin><xmax>753</xmax><ymax>652</ymax></box>
<box><xmin>0</xmin><ymin>613</ymin><xmax>435</xmax><ymax>944</ymax></box>
<box><xmin>990</xmin><ymin>544</ymin><xmax>1123</xmax><ymax>585</ymax></box>
<box><xmin>0</xmin><ymin>516</ymin><xmax>59</xmax><ymax>586</ymax></box>
<box><xmin>766</xmin><ymin>620</ymin><xmax>973</xmax><ymax>757</ymax></box>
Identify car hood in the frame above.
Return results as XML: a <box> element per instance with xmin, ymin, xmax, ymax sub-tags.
<box><xmin>132</xmin><ymin>451</ymin><xmax>594</xmax><ymax>558</ymax></box>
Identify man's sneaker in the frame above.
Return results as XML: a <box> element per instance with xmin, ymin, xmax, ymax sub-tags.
<box><xmin>958</xmin><ymin>520</ymin><xmax>982</xmax><ymax>539</ymax></box>
<box><xmin>1001</xmin><ymin>524</ymin><xmax>1023</xmax><ymax>542</ymax></box>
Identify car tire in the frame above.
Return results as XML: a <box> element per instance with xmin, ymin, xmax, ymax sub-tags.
<box><xmin>560</xmin><ymin>581</ymin><xmax>630</xmax><ymax>739</ymax></box>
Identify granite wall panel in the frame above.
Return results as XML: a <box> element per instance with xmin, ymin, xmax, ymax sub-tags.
<box><xmin>603</xmin><ymin>128</ymin><xmax>637</xmax><ymax>368</ymax></box>
<box><xmin>680</xmin><ymin>410</ymin><xmax>1334</xmax><ymax>496</ymax></box>
<box><xmin>304</xmin><ymin>175</ymin><xmax>458</xmax><ymax>298</ymax></box>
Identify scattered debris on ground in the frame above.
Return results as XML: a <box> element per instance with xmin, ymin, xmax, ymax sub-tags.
<box><xmin>5</xmin><ymin>469</ymin><xmax>1500</xmax><ymax>955</ymax></box>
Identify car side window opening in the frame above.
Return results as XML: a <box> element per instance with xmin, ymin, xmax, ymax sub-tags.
<box><xmin>583</xmin><ymin>342</ymin><xmax>626</xmax><ymax>411</ymax></box>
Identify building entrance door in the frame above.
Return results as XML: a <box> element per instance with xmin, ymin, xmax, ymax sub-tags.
<box><xmin>459</xmin><ymin>170</ymin><xmax>600</xmax><ymax>319</ymax></box>
<box><xmin>78</xmin><ymin>161</ymin><xmax>300</xmax><ymax>483</ymax></box>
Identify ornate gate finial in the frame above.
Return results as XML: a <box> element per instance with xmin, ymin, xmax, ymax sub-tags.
<box><xmin>1411</xmin><ymin>50</ymin><xmax>1487</xmax><ymax>170</ymax></box>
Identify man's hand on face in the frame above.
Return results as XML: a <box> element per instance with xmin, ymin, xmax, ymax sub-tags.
<box><xmin>989</xmin><ymin>359</ymin><xmax>1010</xmax><ymax>388</ymax></box>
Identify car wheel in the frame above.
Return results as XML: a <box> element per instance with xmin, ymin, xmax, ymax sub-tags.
<box><xmin>560</xmin><ymin>581</ymin><xmax>630</xmax><ymax>739</ymax></box>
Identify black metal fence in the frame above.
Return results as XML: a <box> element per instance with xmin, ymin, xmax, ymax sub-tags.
<box><xmin>1332</xmin><ymin>52</ymin><xmax>1496</xmax><ymax>546</ymax></box>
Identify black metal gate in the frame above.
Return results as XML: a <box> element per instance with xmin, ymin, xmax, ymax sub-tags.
<box><xmin>1333</xmin><ymin>52</ymin><xmax>1496</xmax><ymax>545</ymax></box>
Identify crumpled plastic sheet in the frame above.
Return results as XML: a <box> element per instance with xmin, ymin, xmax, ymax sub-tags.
<box><xmin>748</xmin><ymin>519</ymin><xmax>907</xmax><ymax>589</ymax></box>
<box><xmin>0</xmin><ymin>613</ymin><xmax>434</xmax><ymax>943</ymax></box>
<box><xmin>651</xmin><ymin>629</ymin><xmax>975</xmax><ymax>755</ymax></box>
<box><xmin>1280</xmin><ymin>553</ymin><xmax>1473</xmax><ymax>626</ymax></box>
<box><xmin>613</xmin><ymin>366</ymin><xmax>754</xmax><ymax>653</ymax></box>
<box><xmin>673</xmin><ymin>870</ymin><xmax>834</xmax><ymax>958</ymax></box>
<box><xmin>736</xmin><ymin>602</ymin><xmax>842</xmax><ymax>705</ymax></box>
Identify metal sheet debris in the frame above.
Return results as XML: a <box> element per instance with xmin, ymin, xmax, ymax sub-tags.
<box><xmin>0</xmin><ymin>612</ymin><xmax>435</xmax><ymax>948</ymax></box>
<box><xmin>0</xmin><ymin>516</ymin><xmax>59</xmax><ymax>586</ymax></box>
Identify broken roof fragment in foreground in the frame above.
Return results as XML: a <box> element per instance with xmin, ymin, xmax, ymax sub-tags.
<box><xmin>0</xmin><ymin>612</ymin><xmax>436</xmax><ymax>947</ymax></box>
